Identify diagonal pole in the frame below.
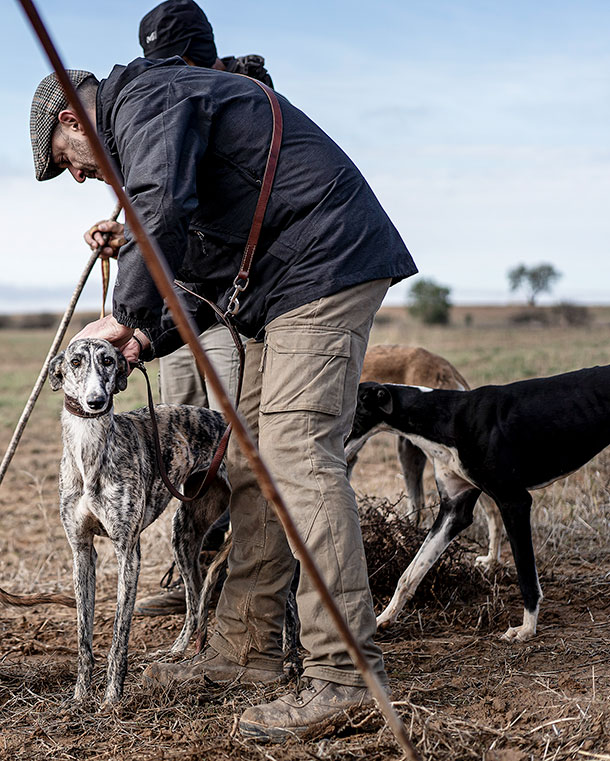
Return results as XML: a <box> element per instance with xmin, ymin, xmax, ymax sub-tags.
<box><xmin>16</xmin><ymin>3</ymin><xmax>421</xmax><ymax>757</ymax></box>
<box><xmin>0</xmin><ymin>202</ymin><xmax>121</xmax><ymax>488</ymax></box>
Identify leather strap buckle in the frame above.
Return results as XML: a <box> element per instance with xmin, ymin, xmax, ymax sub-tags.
<box><xmin>226</xmin><ymin>275</ymin><xmax>250</xmax><ymax>316</ymax></box>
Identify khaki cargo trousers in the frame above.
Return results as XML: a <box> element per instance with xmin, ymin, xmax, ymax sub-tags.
<box><xmin>159</xmin><ymin>323</ymin><xmax>245</xmax><ymax>410</ymax></box>
<box><xmin>209</xmin><ymin>278</ymin><xmax>390</xmax><ymax>686</ymax></box>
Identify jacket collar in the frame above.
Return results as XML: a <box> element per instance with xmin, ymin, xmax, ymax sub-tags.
<box><xmin>97</xmin><ymin>56</ymin><xmax>189</xmax><ymax>182</ymax></box>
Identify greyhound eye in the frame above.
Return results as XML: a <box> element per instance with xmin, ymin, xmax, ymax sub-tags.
<box><xmin>101</xmin><ymin>356</ymin><xmax>114</xmax><ymax>366</ymax></box>
<box><xmin>71</xmin><ymin>358</ymin><xmax>81</xmax><ymax>367</ymax></box>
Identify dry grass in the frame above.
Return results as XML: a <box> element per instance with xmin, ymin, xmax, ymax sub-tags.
<box><xmin>1</xmin><ymin>307</ymin><xmax>610</xmax><ymax>760</ymax></box>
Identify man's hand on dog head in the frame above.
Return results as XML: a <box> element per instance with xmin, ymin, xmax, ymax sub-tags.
<box><xmin>85</xmin><ymin>219</ymin><xmax>126</xmax><ymax>259</ymax></box>
<box><xmin>71</xmin><ymin>315</ymin><xmax>149</xmax><ymax>371</ymax></box>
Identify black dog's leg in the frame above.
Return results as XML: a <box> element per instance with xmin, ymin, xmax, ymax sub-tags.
<box><xmin>103</xmin><ymin>539</ymin><xmax>141</xmax><ymax>705</ymax></box>
<box><xmin>495</xmin><ymin>490</ymin><xmax>542</xmax><ymax>641</ymax></box>
<box><xmin>70</xmin><ymin>534</ymin><xmax>97</xmax><ymax>701</ymax></box>
<box><xmin>377</xmin><ymin>484</ymin><xmax>481</xmax><ymax>627</ymax></box>
<box><xmin>396</xmin><ymin>436</ymin><xmax>428</xmax><ymax>527</ymax></box>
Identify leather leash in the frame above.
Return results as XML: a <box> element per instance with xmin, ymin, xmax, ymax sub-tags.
<box><xmin>140</xmin><ymin>78</ymin><xmax>283</xmax><ymax>503</ymax></box>
<box><xmin>98</xmin><ymin>204</ymin><xmax>123</xmax><ymax>318</ymax></box>
<box><xmin>134</xmin><ymin>361</ymin><xmax>229</xmax><ymax>502</ymax></box>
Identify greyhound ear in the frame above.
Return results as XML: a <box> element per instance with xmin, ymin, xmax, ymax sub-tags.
<box><xmin>114</xmin><ymin>351</ymin><xmax>129</xmax><ymax>393</ymax></box>
<box><xmin>48</xmin><ymin>353</ymin><xmax>65</xmax><ymax>391</ymax></box>
<box><xmin>376</xmin><ymin>386</ymin><xmax>393</xmax><ymax>415</ymax></box>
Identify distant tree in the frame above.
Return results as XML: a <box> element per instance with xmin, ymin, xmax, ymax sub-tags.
<box><xmin>408</xmin><ymin>278</ymin><xmax>452</xmax><ymax>325</ymax></box>
<box><xmin>508</xmin><ymin>263</ymin><xmax>561</xmax><ymax>306</ymax></box>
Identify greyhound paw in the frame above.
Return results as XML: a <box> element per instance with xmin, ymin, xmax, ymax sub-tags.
<box><xmin>501</xmin><ymin>625</ymin><xmax>535</xmax><ymax>642</ymax></box>
<box><xmin>100</xmin><ymin>688</ymin><xmax>122</xmax><ymax>709</ymax></box>
<box><xmin>376</xmin><ymin>612</ymin><xmax>397</xmax><ymax>630</ymax></box>
<box><xmin>73</xmin><ymin>681</ymin><xmax>91</xmax><ymax>703</ymax></box>
<box><xmin>169</xmin><ymin>635</ymin><xmax>191</xmax><ymax>654</ymax></box>
<box><xmin>474</xmin><ymin>554</ymin><xmax>498</xmax><ymax>574</ymax></box>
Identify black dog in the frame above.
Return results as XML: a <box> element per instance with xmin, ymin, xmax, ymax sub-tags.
<box><xmin>348</xmin><ymin>366</ymin><xmax>610</xmax><ymax>640</ymax></box>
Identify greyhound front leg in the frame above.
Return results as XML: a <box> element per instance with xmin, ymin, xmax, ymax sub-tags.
<box><xmin>396</xmin><ymin>437</ymin><xmax>427</xmax><ymax>527</ymax></box>
<box><xmin>71</xmin><ymin>537</ymin><xmax>97</xmax><ymax>701</ymax></box>
<box><xmin>103</xmin><ymin>539</ymin><xmax>141</xmax><ymax>705</ymax></box>
<box><xmin>377</xmin><ymin>488</ymin><xmax>480</xmax><ymax>628</ymax></box>
<box><xmin>496</xmin><ymin>492</ymin><xmax>542</xmax><ymax>642</ymax></box>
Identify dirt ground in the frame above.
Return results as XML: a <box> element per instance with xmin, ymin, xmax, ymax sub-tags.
<box><xmin>1</xmin><ymin>319</ymin><xmax>610</xmax><ymax>760</ymax></box>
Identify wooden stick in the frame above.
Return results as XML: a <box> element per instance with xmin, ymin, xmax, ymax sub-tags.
<box><xmin>17</xmin><ymin>4</ymin><xmax>420</xmax><ymax>757</ymax></box>
<box><xmin>0</xmin><ymin>201</ymin><xmax>121</xmax><ymax>488</ymax></box>
<box><xmin>0</xmin><ymin>585</ymin><xmax>75</xmax><ymax>609</ymax></box>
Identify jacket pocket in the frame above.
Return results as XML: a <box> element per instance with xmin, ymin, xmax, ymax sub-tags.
<box><xmin>260</xmin><ymin>327</ymin><xmax>351</xmax><ymax>416</ymax></box>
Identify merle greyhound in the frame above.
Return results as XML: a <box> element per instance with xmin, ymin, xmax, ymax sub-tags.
<box><xmin>348</xmin><ymin>366</ymin><xmax>610</xmax><ymax>641</ymax></box>
<box><xmin>49</xmin><ymin>338</ymin><xmax>230</xmax><ymax>704</ymax></box>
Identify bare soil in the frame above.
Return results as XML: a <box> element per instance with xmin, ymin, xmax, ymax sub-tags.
<box><xmin>1</xmin><ymin>315</ymin><xmax>610</xmax><ymax>760</ymax></box>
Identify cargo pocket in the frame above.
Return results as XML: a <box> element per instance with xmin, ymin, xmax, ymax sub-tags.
<box><xmin>260</xmin><ymin>327</ymin><xmax>351</xmax><ymax>416</ymax></box>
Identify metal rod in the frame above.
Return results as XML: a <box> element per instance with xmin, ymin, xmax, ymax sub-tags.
<box><xmin>0</xmin><ymin>202</ymin><xmax>121</xmax><ymax>488</ymax></box>
<box><xmin>16</xmin><ymin>3</ymin><xmax>420</xmax><ymax>757</ymax></box>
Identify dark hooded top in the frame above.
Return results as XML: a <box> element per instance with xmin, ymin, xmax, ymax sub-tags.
<box><xmin>97</xmin><ymin>57</ymin><xmax>417</xmax><ymax>355</ymax></box>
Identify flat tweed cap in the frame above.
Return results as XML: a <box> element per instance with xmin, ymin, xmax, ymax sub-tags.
<box><xmin>30</xmin><ymin>69</ymin><xmax>94</xmax><ymax>182</ymax></box>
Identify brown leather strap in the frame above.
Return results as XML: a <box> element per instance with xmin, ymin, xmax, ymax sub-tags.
<box><xmin>174</xmin><ymin>281</ymin><xmax>246</xmax><ymax>406</ymax></box>
<box><xmin>226</xmin><ymin>79</ymin><xmax>283</xmax><ymax>316</ymax></box>
<box><xmin>136</xmin><ymin>362</ymin><xmax>229</xmax><ymax>503</ymax></box>
<box><xmin>141</xmin><ymin>78</ymin><xmax>282</xmax><ymax>502</ymax></box>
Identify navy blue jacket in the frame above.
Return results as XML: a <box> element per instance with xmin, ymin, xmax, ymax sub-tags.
<box><xmin>97</xmin><ymin>58</ymin><xmax>417</xmax><ymax>354</ymax></box>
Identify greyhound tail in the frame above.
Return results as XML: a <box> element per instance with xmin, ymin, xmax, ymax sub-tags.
<box><xmin>0</xmin><ymin>585</ymin><xmax>76</xmax><ymax>609</ymax></box>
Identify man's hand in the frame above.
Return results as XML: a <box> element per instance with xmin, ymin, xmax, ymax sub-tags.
<box><xmin>72</xmin><ymin>314</ymin><xmax>133</xmax><ymax>348</ymax></box>
<box><xmin>84</xmin><ymin>220</ymin><xmax>126</xmax><ymax>259</ymax></box>
<box><xmin>71</xmin><ymin>318</ymin><xmax>152</xmax><ymax>375</ymax></box>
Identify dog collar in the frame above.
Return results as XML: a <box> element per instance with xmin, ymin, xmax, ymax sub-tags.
<box><xmin>63</xmin><ymin>394</ymin><xmax>113</xmax><ymax>419</ymax></box>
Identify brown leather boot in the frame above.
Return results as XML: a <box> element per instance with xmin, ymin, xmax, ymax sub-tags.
<box><xmin>239</xmin><ymin>678</ymin><xmax>382</xmax><ymax>742</ymax></box>
<box><xmin>143</xmin><ymin>647</ymin><xmax>284</xmax><ymax>688</ymax></box>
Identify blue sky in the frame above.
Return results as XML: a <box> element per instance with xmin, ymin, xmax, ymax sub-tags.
<box><xmin>1</xmin><ymin>0</ymin><xmax>609</xmax><ymax>311</ymax></box>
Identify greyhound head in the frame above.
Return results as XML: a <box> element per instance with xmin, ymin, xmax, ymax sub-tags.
<box><xmin>347</xmin><ymin>382</ymin><xmax>394</xmax><ymax>446</ymax></box>
<box><xmin>49</xmin><ymin>338</ymin><xmax>128</xmax><ymax>415</ymax></box>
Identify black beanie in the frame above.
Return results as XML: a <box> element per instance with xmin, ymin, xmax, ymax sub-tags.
<box><xmin>139</xmin><ymin>0</ymin><xmax>217</xmax><ymax>67</ymax></box>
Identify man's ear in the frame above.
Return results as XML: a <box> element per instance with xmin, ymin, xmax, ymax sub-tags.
<box><xmin>375</xmin><ymin>386</ymin><xmax>393</xmax><ymax>415</ymax></box>
<box><xmin>114</xmin><ymin>351</ymin><xmax>129</xmax><ymax>393</ymax></box>
<box><xmin>48</xmin><ymin>352</ymin><xmax>65</xmax><ymax>391</ymax></box>
<box><xmin>57</xmin><ymin>109</ymin><xmax>85</xmax><ymax>134</ymax></box>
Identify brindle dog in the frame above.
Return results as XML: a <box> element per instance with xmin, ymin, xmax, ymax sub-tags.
<box><xmin>49</xmin><ymin>338</ymin><xmax>230</xmax><ymax>704</ymax></box>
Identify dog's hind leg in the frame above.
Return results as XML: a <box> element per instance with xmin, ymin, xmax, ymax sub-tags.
<box><xmin>196</xmin><ymin>528</ymin><xmax>232</xmax><ymax>652</ymax></box>
<box><xmin>377</xmin><ymin>485</ymin><xmax>480</xmax><ymax>628</ymax></box>
<box><xmin>103</xmin><ymin>539</ymin><xmax>141</xmax><ymax>705</ymax></box>
<box><xmin>495</xmin><ymin>490</ymin><xmax>542</xmax><ymax>642</ymax></box>
<box><xmin>474</xmin><ymin>494</ymin><xmax>503</xmax><ymax>572</ymax></box>
<box><xmin>396</xmin><ymin>436</ymin><xmax>427</xmax><ymax>527</ymax></box>
<box><xmin>69</xmin><ymin>534</ymin><xmax>97</xmax><ymax>701</ymax></box>
<box><xmin>171</xmin><ymin>477</ymin><xmax>230</xmax><ymax>654</ymax></box>
<box><xmin>283</xmin><ymin>563</ymin><xmax>302</xmax><ymax>678</ymax></box>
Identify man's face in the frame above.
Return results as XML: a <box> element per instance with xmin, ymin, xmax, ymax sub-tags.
<box><xmin>51</xmin><ymin>123</ymin><xmax>105</xmax><ymax>183</ymax></box>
